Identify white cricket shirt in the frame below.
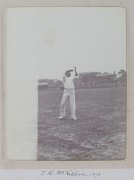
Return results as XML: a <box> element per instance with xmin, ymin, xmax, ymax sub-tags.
<box><xmin>63</xmin><ymin>71</ymin><xmax>78</xmax><ymax>89</ymax></box>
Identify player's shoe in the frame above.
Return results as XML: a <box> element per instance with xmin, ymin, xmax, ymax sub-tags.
<box><xmin>58</xmin><ymin>115</ymin><xmax>66</xmax><ymax>119</ymax></box>
<box><xmin>71</xmin><ymin>117</ymin><xmax>77</xmax><ymax>120</ymax></box>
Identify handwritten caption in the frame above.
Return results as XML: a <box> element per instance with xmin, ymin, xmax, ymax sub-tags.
<box><xmin>40</xmin><ymin>170</ymin><xmax>101</xmax><ymax>178</ymax></box>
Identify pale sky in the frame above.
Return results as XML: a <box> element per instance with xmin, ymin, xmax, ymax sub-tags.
<box><xmin>7</xmin><ymin>7</ymin><xmax>126</xmax><ymax>81</ymax></box>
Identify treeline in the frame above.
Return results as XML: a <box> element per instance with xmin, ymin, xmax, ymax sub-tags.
<box><xmin>38</xmin><ymin>70</ymin><xmax>127</xmax><ymax>90</ymax></box>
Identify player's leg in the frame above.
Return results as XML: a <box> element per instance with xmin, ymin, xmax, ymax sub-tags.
<box><xmin>59</xmin><ymin>90</ymin><xmax>69</xmax><ymax>118</ymax></box>
<box><xmin>69</xmin><ymin>90</ymin><xmax>76</xmax><ymax>120</ymax></box>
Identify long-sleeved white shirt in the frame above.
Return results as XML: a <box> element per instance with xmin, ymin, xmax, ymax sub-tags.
<box><xmin>63</xmin><ymin>70</ymin><xmax>79</xmax><ymax>89</ymax></box>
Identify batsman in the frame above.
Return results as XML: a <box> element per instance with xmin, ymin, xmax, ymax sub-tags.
<box><xmin>59</xmin><ymin>66</ymin><xmax>79</xmax><ymax>120</ymax></box>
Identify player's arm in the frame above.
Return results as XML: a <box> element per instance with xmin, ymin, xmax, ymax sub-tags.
<box><xmin>74</xmin><ymin>66</ymin><xmax>79</xmax><ymax>78</ymax></box>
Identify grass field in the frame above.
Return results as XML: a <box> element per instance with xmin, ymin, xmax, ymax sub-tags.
<box><xmin>37</xmin><ymin>87</ymin><xmax>127</xmax><ymax>161</ymax></box>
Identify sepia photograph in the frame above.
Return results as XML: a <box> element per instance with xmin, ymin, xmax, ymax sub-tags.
<box><xmin>5</xmin><ymin>7</ymin><xmax>126</xmax><ymax>161</ymax></box>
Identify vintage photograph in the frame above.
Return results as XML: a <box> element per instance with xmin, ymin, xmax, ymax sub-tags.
<box><xmin>5</xmin><ymin>7</ymin><xmax>126</xmax><ymax>161</ymax></box>
<box><xmin>37</xmin><ymin>8</ymin><xmax>127</xmax><ymax>160</ymax></box>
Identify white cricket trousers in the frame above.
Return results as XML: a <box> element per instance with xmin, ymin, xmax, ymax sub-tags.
<box><xmin>60</xmin><ymin>89</ymin><xmax>76</xmax><ymax>118</ymax></box>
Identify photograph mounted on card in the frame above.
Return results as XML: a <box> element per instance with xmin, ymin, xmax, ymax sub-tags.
<box><xmin>5</xmin><ymin>7</ymin><xmax>126</xmax><ymax>161</ymax></box>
